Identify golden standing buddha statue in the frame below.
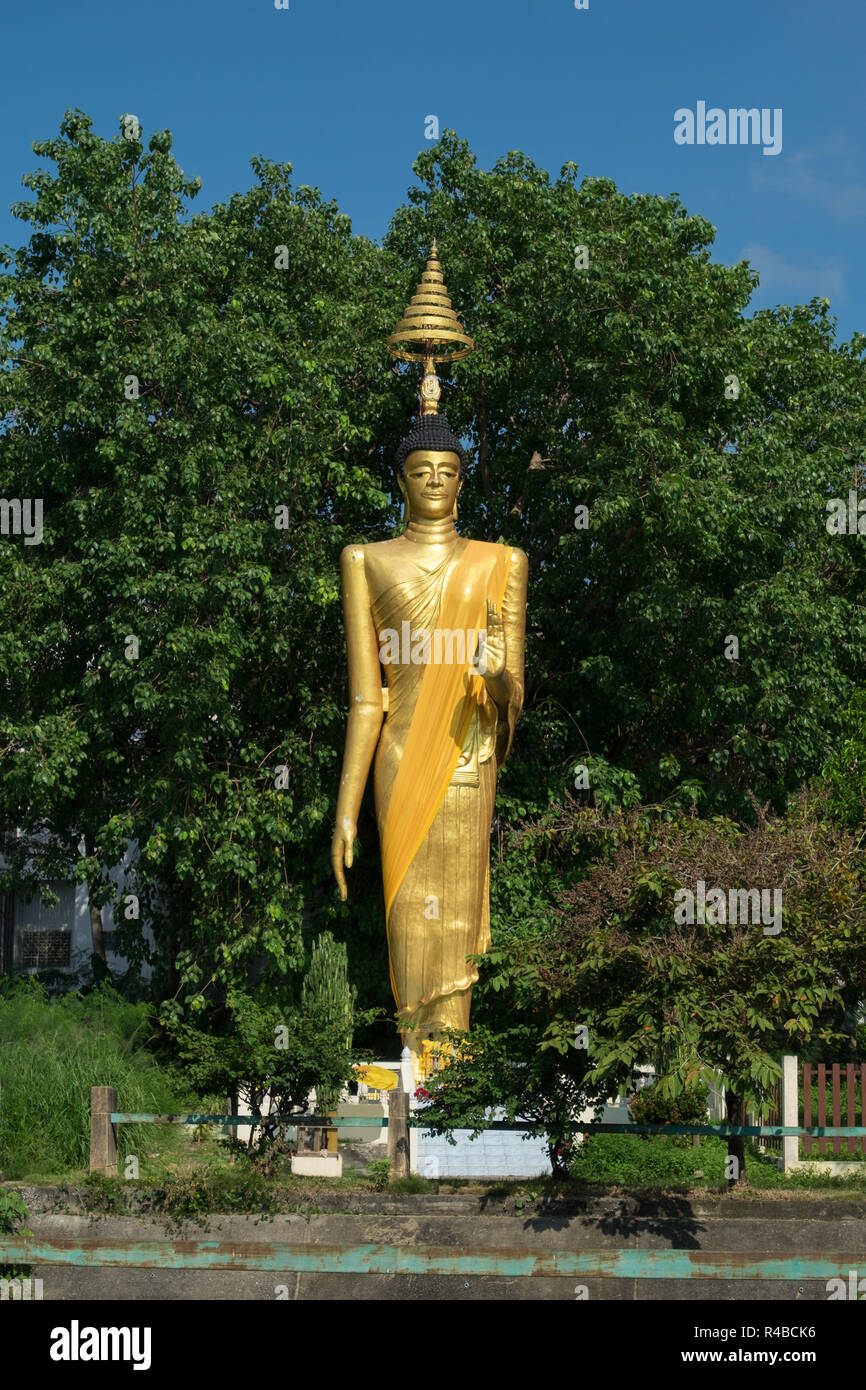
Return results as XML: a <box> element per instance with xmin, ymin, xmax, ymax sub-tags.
<box><xmin>330</xmin><ymin>244</ymin><xmax>528</xmax><ymax>1055</ymax></box>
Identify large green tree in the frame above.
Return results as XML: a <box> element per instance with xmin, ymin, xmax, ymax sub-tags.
<box><xmin>822</xmin><ymin>688</ymin><xmax>866</xmax><ymax>831</ymax></box>
<box><xmin>0</xmin><ymin>110</ymin><xmax>397</xmax><ymax>1023</ymax></box>
<box><xmin>2</xmin><ymin>115</ymin><xmax>865</xmax><ymax>1051</ymax></box>
<box><xmin>385</xmin><ymin>133</ymin><xmax>866</xmax><ymax>826</ymax></box>
<box><xmin>476</xmin><ymin>789</ymin><xmax>866</xmax><ymax>1182</ymax></box>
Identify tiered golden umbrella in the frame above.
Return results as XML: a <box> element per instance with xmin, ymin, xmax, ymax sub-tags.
<box><xmin>387</xmin><ymin>240</ymin><xmax>474</xmax><ymax>415</ymax></box>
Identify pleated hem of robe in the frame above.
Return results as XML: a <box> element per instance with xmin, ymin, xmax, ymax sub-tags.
<box><xmin>385</xmin><ymin>758</ymin><xmax>496</xmax><ymax>1022</ymax></box>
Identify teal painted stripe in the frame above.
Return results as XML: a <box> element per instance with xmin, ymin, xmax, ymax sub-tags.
<box><xmin>109</xmin><ymin>1114</ymin><xmax>387</xmax><ymax>1127</ymax></box>
<box><xmin>2</xmin><ymin>1239</ymin><xmax>865</xmax><ymax>1280</ymax></box>
<box><xmin>410</xmin><ymin>1122</ymin><xmax>866</xmax><ymax>1137</ymax></box>
<box><xmin>106</xmin><ymin>1115</ymin><xmax>866</xmax><ymax>1136</ymax></box>
<box><xmin>571</xmin><ymin>1123</ymin><xmax>866</xmax><ymax>1137</ymax></box>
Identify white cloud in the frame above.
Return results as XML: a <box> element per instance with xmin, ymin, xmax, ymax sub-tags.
<box><xmin>738</xmin><ymin>243</ymin><xmax>845</xmax><ymax>302</ymax></box>
<box><xmin>749</xmin><ymin>138</ymin><xmax>866</xmax><ymax>221</ymax></box>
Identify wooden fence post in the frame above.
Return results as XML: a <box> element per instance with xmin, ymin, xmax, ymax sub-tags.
<box><xmin>226</xmin><ymin>1091</ymin><xmax>236</xmax><ymax>1144</ymax></box>
<box><xmin>817</xmin><ymin>1062</ymin><xmax>828</xmax><ymax>1156</ymax></box>
<box><xmin>90</xmin><ymin>1086</ymin><xmax>118</xmax><ymax>1175</ymax></box>
<box><xmin>388</xmin><ymin>1089</ymin><xmax>410</xmax><ymax>1177</ymax></box>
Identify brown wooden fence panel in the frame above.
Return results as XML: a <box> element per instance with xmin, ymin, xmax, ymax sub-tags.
<box><xmin>832</xmin><ymin>1063</ymin><xmax>841</xmax><ymax>1156</ymax></box>
<box><xmin>801</xmin><ymin>1061</ymin><xmax>866</xmax><ymax>1160</ymax></box>
<box><xmin>817</xmin><ymin>1062</ymin><xmax>827</xmax><ymax>1155</ymax></box>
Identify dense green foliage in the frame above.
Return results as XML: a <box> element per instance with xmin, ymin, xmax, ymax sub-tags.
<box><xmin>822</xmin><ymin>689</ymin><xmax>866</xmax><ymax>831</ymax></box>
<box><xmin>627</xmin><ymin>1080</ymin><xmax>710</xmax><ymax>1127</ymax></box>
<box><xmin>0</xmin><ymin>109</ymin><xmax>399</xmax><ymax>1027</ymax></box>
<box><xmin>416</xmin><ymin>1022</ymin><xmax>608</xmax><ymax>1176</ymax></box>
<box><xmin>1</xmin><ymin>114</ymin><xmax>865</xmax><ymax>1169</ymax></box>
<box><xmin>302</xmin><ymin>930</ymin><xmax>356</xmax><ymax>1040</ymax></box>
<box><xmin>568</xmin><ymin>1134</ymin><xmax>866</xmax><ymax>1190</ymax></box>
<box><xmin>570</xmin><ymin>1133</ymin><xmax>728</xmax><ymax>1186</ymax></box>
<box><xmin>471</xmin><ymin>786</ymin><xmax>866</xmax><ymax>1179</ymax></box>
<box><xmin>165</xmin><ymin>937</ymin><xmax>372</xmax><ymax>1148</ymax></box>
<box><xmin>0</xmin><ymin>979</ymin><xmax>180</xmax><ymax>1178</ymax></box>
<box><xmin>387</xmin><ymin>136</ymin><xmax>866</xmax><ymax>825</ymax></box>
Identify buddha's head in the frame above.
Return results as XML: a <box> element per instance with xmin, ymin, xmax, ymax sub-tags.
<box><xmin>394</xmin><ymin>413</ymin><xmax>465</xmax><ymax>522</ymax></box>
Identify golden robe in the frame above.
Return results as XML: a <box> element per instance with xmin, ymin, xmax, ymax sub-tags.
<box><xmin>372</xmin><ymin>538</ymin><xmax>524</xmax><ymax>1032</ymax></box>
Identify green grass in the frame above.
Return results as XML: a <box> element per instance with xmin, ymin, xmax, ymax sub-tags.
<box><xmin>4</xmin><ymin>973</ymin><xmax>863</xmax><ymax>1199</ymax></box>
<box><xmin>570</xmin><ymin>1133</ymin><xmax>732</xmax><ymax>1186</ymax></box>
<box><xmin>65</xmin><ymin>1166</ymin><xmax>445</xmax><ymax>1223</ymax></box>
<box><xmin>568</xmin><ymin>1133</ymin><xmax>866</xmax><ymax>1193</ymax></box>
<box><xmin>0</xmin><ymin>978</ymin><xmax>185</xmax><ymax>1180</ymax></box>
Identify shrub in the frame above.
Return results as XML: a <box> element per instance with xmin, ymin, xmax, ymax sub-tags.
<box><xmin>570</xmin><ymin>1132</ymin><xmax>725</xmax><ymax>1185</ymax></box>
<box><xmin>627</xmin><ymin>1081</ymin><xmax>710</xmax><ymax>1127</ymax></box>
<box><xmin>165</xmin><ymin>986</ymin><xmax>372</xmax><ymax>1152</ymax></box>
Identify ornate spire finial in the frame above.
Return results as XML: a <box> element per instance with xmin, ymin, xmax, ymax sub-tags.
<box><xmin>387</xmin><ymin>243</ymin><xmax>474</xmax><ymax>416</ymax></box>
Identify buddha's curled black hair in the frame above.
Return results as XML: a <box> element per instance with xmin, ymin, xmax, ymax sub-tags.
<box><xmin>393</xmin><ymin>412</ymin><xmax>467</xmax><ymax>479</ymax></box>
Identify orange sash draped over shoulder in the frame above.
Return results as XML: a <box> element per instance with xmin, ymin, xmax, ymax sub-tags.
<box><xmin>380</xmin><ymin>540</ymin><xmax>512</xmax><ymax>925</ymax></box>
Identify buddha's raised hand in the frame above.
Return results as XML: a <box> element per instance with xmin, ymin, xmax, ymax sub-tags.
<box><xmin>473</xmin><ymin>599</ymin><xmax>506</xmax><ymax>680</ymax></box>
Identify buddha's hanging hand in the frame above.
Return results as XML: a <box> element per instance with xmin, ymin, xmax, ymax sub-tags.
<box><xmin>330</xmin><ymin>818</ymin><xmax>355</xmax><ymax>902</ymax></box>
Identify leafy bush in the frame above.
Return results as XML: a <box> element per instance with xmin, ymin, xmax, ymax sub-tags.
<box><xmin>366</xmin><ymin>1159</ymin><xmax>390</xmax><ymax>1190</ymax></box>
<box><xmin>300</xmin><ymin>933</ymin><xmax>357</xmax><ymax>1113</ymax></box>
<box><xmin>570</xmin><ymin>1133</ymin><xmax>727</xmax><ymax>1185</ymax></box>
<box><xmin>822</xmin><ymin>689</ymin><xmax>866</xmax><ymax>830</ymax></box>
<box><xmin>418</xmin><ymin>1023</ymin><xmax>609</xmax><ymax>1177</ymax></box>
<box><xmin>166</xmin><ymin>987</ymin><xmax>372</xmax><ymax>1152</ymax></box>
<box><xmin>628</xmin><ymin>1081</ymin><xmax>710</xmax><ymax>1127</ymax></box>
<box><xmin>0</xmin><ymin>1188</ymin><xmax>32</xmax><ymax>1279</ymax></box>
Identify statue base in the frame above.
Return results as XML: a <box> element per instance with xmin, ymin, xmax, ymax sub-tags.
<box><xmin>291</xmin><ymin>1152</ymin><xmax>343</xmax><ymax>1178</ymax></box>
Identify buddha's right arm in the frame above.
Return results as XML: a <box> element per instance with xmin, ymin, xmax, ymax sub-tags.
<box><xmin>334</xmin><ymin>546</ymin><xmax>384</xmax><ymax>835</ymax></box>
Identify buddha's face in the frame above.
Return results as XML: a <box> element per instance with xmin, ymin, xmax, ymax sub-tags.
<box><xmin>399</xmin><ymin>449</ymin><xmax>462</xmax><ymax>521</ymax></box>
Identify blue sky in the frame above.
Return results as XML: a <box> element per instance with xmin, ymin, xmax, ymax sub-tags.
<box><xmin>1</xmin><ymin>0</ymin><xmax>864</xmax><ymax>343</ymax></box>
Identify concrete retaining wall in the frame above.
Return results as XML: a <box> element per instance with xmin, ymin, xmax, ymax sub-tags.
<box><xmin>9</xmin><ymin>1190</ymin><xmax>866</xmax><ymax>1301</ymax></box>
